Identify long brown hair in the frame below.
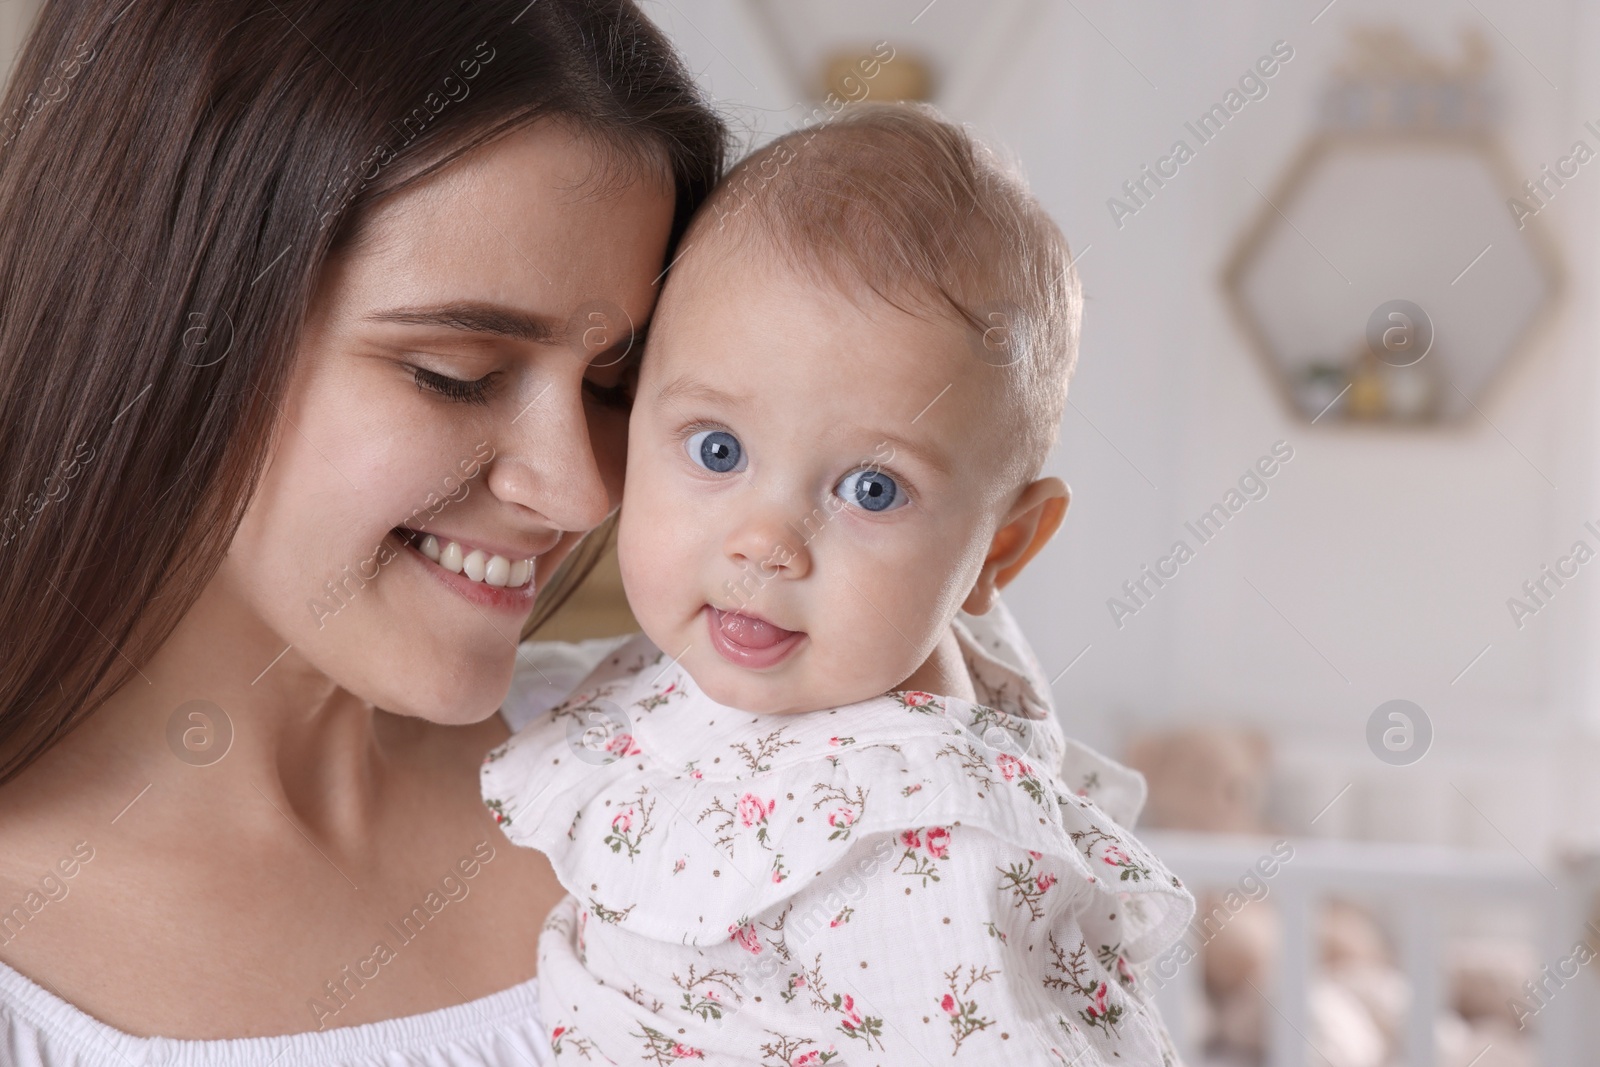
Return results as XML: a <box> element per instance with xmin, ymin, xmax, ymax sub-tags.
<box><xmin>0</xmin><ymin>0</ymin><xmax>725</xmax><ymax>783</ymax></box>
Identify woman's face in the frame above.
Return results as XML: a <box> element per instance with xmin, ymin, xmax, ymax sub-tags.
<box><xmin>223</xmin><ymin>121</ymin><xmax>675</xmax><ymax>723</ymax></box>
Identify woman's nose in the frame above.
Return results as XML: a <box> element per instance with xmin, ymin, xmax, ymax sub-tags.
<box><xmin>483</xmin><ymin>375</ymin><xmax>615</xmax><ymax>533</ymax></box>
<box><xmin>723</xmin><ymin>505</ymin><xmax>812</xmax><ymax>581</ymax></box>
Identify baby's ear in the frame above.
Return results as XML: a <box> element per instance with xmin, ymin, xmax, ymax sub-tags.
<box><xmin>962</xmin><ymin>477</ymin><xmax>1070</xmax><ymax>615</ymax></box>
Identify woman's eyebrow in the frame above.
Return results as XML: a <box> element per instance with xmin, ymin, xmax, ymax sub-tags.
<box><xmin>364</xmin><ymin>301</ymin><xmax>569</xmax><ymax>344</ymax></box>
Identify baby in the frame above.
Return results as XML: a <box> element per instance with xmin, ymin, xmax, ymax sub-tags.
<box><xmin>483</xmin><ymin>103</ymin><xmax>1196</xmax><ymax>1065</ymax></box>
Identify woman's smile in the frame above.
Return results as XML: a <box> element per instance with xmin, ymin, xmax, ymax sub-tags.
<box><xmin>392</xmin><ymin>524</ymin><xmax>552</xmax><ymax>612</ymax></box>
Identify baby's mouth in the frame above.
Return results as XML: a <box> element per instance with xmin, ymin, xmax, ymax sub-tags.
<box><xmin>391</xmin><ymin>526</ymin><xmax>535</xmax><ymax>589</ymax></box>
<box><xmin>704</xmin><ymin>606</ymin><xmax>806</xmax><ymax>670</ymax></box>
<box><xmin>712</xmin><ymin>608</ymin><xmax>799</xmax><ymax>649</ymax></box>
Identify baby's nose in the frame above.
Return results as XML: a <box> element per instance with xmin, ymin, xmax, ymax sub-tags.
<box><xmin>722</xmin><ymin>508</ymin><xmax>812</xmax><ymax>581</ymax></box>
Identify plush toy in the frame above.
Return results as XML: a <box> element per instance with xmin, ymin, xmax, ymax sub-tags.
<box><xmin>1125</xmin><ymin>727</ymin><xmax>1271</xmax><ymax>834</ymax></box>
<box><xmin>1124</xmin><ymin>727</ymin><xmax>1538</xmax><ymax>1066</ymax></box>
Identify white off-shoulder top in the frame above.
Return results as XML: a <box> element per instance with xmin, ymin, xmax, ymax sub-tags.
<box><xmin>0</xmin><ymin>635</ymin><xmax>632</xmax><ymax>1067</ymax></box>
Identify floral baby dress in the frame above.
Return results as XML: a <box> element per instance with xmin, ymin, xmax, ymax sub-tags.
<box><xmin>482</xmin><ymin>605</ymin><xmax>1196</xmax><ymax>1065</ymax></box>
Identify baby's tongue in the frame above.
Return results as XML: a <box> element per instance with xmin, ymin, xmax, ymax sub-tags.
<box><xmin>716</xmin><ymin>609</ymin><xmax>794</xmax><ymax>649</ymax></box>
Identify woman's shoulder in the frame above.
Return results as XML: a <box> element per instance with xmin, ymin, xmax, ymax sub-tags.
<box><xmin>0</xmin><ymin>953</ymin><xmax>551</xmax><ymax>1067</ymax></box>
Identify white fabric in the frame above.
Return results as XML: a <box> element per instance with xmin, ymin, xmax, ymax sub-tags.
<box><xmin>0</xmin><ymin>638</ymin><xmax>628</xmax><ymax>1067</ymax></box>
<box><xmin>482</xmin><ymin>601</ymin><xmax>1197</xmax><ymax>1065</ymax></box>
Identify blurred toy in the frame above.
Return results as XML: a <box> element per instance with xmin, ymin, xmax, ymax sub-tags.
<box><xmin>1125</xmin><ymin>726</ymin><xmax>1271</xmax><ymax>834</ymax></box>
<box><xmin>1123</xmin><ymin>726</ymin><xmax>1539</xmax><ymax>1066</ymax></box>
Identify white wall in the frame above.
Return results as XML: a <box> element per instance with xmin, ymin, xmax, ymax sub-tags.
<box><xmin>650</xmin><ymin>0</ymin><xmax>1600</xmax><ymax>859</ymax></box>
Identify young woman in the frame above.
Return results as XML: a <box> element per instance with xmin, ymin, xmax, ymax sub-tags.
<box><xmin>0</xmin><ymin>0</ymin><xmax>724</xmax><ymax>1061</ymax></box>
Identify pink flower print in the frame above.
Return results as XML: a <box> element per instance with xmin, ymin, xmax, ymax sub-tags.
<box><xmin>1037</xmin><ymin>873</ymin><xmax>1057</xmax><ymax>892</ymax></box>
<box><xmin>669</xmin><ymin>1043</ymin><xmax>704</xmax><ymax>1059</ymax></box>
<box><xmin>901</xmin><ymin>691</ymin><xmax>934</xmax><ymax>706</ymax></box>
<box><xmin>550</xmin><ymin>1026</ymin><xmax>565</xmax><ymax>1040</ymax></box>
<box><xmin>838</xmin><ymin>993</ymin><xmax>863</xmax><ymax>1031</ymax></box>
<box><xmin>795</xmin><ymin>1054</ymin><xmax>820</xmax><ymax>1066</ymax></box>
<box><xmin>901</xmin><ymin>828</ymin><xmax>921</xmax><ymax>849</ymax></box>
<box><xmin>729</xmin><ymin>920</ymin><xmax>761</xmax><ymax>955</ymax></box>
<box><xmin>996</xmin><ymin>753</ymin><xmax>1032</xmax><ymax>781</ymax></box>
<box><xmin>738</xmin><ymin>793</ymin><xmax>775</xmax><ymax>828</ymax></box>
<box><xmin>604</xmin><ymin>731</ymin><xmax>640</xmax><ymax>757</ymax></box>
<box><xmin>1027</xmin><ymin>849</ymin><xmax>1042</xmax><ymax>860</ymax></box>
<box><xmin>924</xmin><ymin>826</ymin><xmax>950</xmax><ymax>859</ymax></box>
<box><xmin>611</xmin><ymin>809</ymin><xmax>632</xmax><ymax>833</ymax></box>
<box><xmin>1086</xmin><ymin>981</ymin><xmax>1109</xmax><ymax>1019</ymax></box>
<box><xmin>827</xmin><ymin>808</ymin><xmax>855</xmax><ymax>830</ymax></box>
<box><xmin>940</xmin><ymin>993</ymin><xmax>957</xmax><ymax>1014</ymax></box>
<box><xmin>1103</xmin><ymin>845</ymin><xmax>1129</xmax><ymax>867</ymax></box>
<box><xmin>1117</xmin><ymin>955</ymin><xmax>1136</xmax><ymax>987</ymax></box>
<box><xmin>672</xmin><ymin>857</ymin><xmax>687</xmax><ymax>874</ymax></box>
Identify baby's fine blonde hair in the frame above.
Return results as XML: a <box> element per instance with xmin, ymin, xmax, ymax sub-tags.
<box><xmin>692</xmin><ymin>101</ymin><xmax>1082</xmax><ymax>480</ymax></box>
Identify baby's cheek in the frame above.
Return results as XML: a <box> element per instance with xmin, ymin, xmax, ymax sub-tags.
<box><xmin>820</xmin><ymin>575</ymin><xmax>932</xmax><ymax>692</ymax></box>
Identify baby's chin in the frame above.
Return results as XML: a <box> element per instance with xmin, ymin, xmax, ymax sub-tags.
<box><xmin>690</xmin><ymin>661</ymin><xmax>822</xmax><ymax>716</ymax></box>
<box><xmin>685</xmin><ymin>653</ymin><xmax>896</xmax><ymax>717</ymax></box>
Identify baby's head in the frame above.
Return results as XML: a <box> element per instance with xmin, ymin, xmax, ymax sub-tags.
<box><xmin>617</xmin><ymin>102</ymin><xmax>1081</xmax><ymax>715</ymax></box>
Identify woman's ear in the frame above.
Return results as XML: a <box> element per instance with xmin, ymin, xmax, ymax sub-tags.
<box><xmin>962</xmin><ymin>477</ymin><xmax>1070</xmax><ymax>615</ymax></box>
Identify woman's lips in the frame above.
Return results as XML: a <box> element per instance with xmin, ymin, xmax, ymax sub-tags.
<box><xmin>705</xmin><ymin>606</ymin><xmax>805</xmax><ymax>669</ymax></box>
<box><xmin>394</xmin><ymin>529</ymin><xmax>541</xmax><ymax>613</ymax></box>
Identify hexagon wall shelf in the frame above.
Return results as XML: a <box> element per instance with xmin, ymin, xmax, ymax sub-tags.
<box><xmin>1223</xmin><ymin>29</ymin><xmax>1561</xmax><ymax>425</ymax></box>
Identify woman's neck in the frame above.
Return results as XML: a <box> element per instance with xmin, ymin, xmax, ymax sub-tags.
<box><xmin>16</xmin><ymin>575</ymin><xmax>396</xmax><ymax>852</ymax></box>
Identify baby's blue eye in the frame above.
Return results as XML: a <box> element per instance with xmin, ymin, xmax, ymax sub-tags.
<box><xmin>686</xmin><ymin>429</ymin><xmax>745</xmax><ymax>473</ymax></box>
<box><xmin>836</xmin><ymin>468</ymin><xmax>905</xmax><ymax>512</ymax></box>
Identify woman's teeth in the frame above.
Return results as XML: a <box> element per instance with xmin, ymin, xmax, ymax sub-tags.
<box><xmin>416</xmin><ymin>534</ymin><xmax>534</xmax><ymax>589</ymax></box>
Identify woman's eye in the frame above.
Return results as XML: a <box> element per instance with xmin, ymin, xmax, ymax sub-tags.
<box><xmin>685</xmin><ymin>429</ymin><xmax>745</xmax><ymax>473</ymax></box>
<box><xmin>836</xmin><ymin>468</ymin><xmax>905</xmax><ymax>512</ymax></box>
<box><xmin>413</xmin><ymin>367</ymin><xmax>495</xmax><ymax>406</ymax></box>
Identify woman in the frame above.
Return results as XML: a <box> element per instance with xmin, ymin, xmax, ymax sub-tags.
<box><xmin>0</xmin><ymin>0</ymin><xmax>723</xmax><ymax>1061</ymax></box>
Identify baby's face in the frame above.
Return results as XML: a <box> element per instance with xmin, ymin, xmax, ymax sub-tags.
<box><xmin>616</xmin><ymin>245</ymin><xmax>1016</xmax><ymax>714</ymax></box>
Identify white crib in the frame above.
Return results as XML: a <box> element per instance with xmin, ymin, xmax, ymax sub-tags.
<box><xmin>1140</xmin><ymin>831</ymin><xmax>1600</xmax><ymax>1067</ymax></box>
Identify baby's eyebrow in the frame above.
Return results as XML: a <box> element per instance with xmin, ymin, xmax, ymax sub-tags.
<box><xmin>867</xmin><ymin>430</ymin><xmax>953</xmax><ymax>478</ymax></box>
<box><xmin>653</xmin><ymin>374</ymin><xmax>745</xmax><ymax>409</ymax></box>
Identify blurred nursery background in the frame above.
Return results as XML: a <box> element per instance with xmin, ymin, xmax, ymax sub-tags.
<box><xmin>9</xmin><ymin>0</ymin><xmax>1600</xmax><ymax>1064</ymax></box>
